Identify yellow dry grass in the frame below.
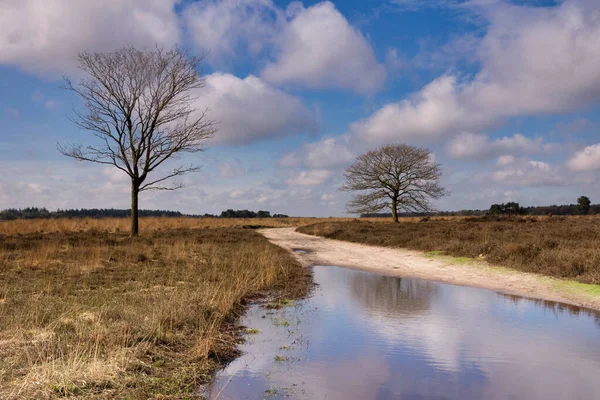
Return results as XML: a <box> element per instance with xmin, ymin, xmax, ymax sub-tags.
<box><xmin>0</xmin><ymin>215</ymin><xmax>464</xmax><ymax>235</ymax></box>
<box><xmin>0</xmin><ymin>225</ymin><xmax>312</xmax><ymax>398</ymax></box>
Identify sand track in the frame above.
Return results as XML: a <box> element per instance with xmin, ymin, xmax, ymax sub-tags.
<box><xmin>262</xmin><ymin>227</ymin><xmax>600</xmax><ymax>312</ymax></box>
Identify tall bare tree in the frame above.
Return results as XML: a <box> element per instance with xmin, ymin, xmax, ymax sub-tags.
<box><xmin>59</xmin><ymin>46</ymin><xmax>217</xmax><ymax>236</ymax></box>
<box><xmin>341</xmin><ymin>144</ymin><xmax>448</xmax><ymax>222</ymax></box>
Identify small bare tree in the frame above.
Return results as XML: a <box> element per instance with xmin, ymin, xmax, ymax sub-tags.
<box><xmin>59</xmin><ymin>46</ymin><xmax>217</xmax><ymax>236</ymax></box>
<box><xmin>341</xmin><ymin>144</ymin><xmax>448</xmax><ymax>222</ymax></box>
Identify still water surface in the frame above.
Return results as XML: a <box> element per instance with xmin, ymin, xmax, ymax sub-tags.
<box><xmin>206</xmin><ymin>266</ymin><xmax>600</xmax><ymax>400</ymax></box>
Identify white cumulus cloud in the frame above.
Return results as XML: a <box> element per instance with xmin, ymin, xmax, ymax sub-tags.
<box><xmin>0</xmin><ymin>0</ymin><xmax>180</xmax><ymax>76</ymax></box>
<box><xmin>348</xmin><ymin>0</ymin><xmax>600</xmax><ymax>145</ymax></box>
<box><xmin>261</xmin><ymin>1</ymin><xmax>387</xmax><ymax>94</ymax></box>
<box><xmin>195</xmin><ymin>73</ymin><xmax>318</xmax><ymax>145</ymax></box>
<box><xmin>348</xmin><ymin>76</ymin><xmax>492</xmax><ymax>144</ymax></box>
<box><xmin>280</xmin><ymin>136</ymin><xmax>354</xmax><ymax>170</ymax></box>
<box><xmin>493</xmin><ymin>158</ymin><xmax>565</xmax><ymax>186</ymax></box>
<box><xmin>447</xmin><ymin>132</ymin><xmax>560</xmax><ymax>160</ymax></box>
<box><xmin>183</xmin><ymin>0</ymin><xmax>282</xmax><ymax>63</ymax></box>
<box><xmin>567</xmin><ymin>144</ymin><xmax>600</xmax><ymax>171</ymax></box>
<box><xmin>287</xmin><ymin>169</ymin><xmax>333</xmax><ymax>186</ymax></box>
<box><xmin>184</xmin><ymin>1</ymin><xmax>386</xmax><ymax>93</ymax></box>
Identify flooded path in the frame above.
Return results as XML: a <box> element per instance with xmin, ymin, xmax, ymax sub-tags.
<box><xmin>205</xmin><ymin>266</ymin><xmax>600</xmax><ymax>400</ymax></box>
<box><xmin>262</xmin><ymin>228</ymin><xmax>600</xmax><ymax>311</ymax></box>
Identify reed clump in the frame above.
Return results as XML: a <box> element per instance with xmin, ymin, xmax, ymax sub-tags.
<box><xmin>0</xmin><ymin>227</ymin><xmax>311</xmax><ymax>398</ymax></box>
<box><xmin>297</xmin><ymin>215</ymin><xmax>600</xmax><ymax>284</ymax></box>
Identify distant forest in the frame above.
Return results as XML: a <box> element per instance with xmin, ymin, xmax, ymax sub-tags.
<box><xmin>0</xmin><ymin>207</ymin><xmax>289</xmax><ymax>221</ymax></box>
<box><xmin>3</xmin><ymin>202</ymin><xmax>598</xmax><ymax>221</ymax></box>
<box><xmin>361</xmin><ymin>202</ymin><xmax>600</xmax><ymax>218</ymax></box>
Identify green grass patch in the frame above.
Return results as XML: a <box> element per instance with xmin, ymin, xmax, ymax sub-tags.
<box><xmin>425</xmin><ymin>250</ymin><xmax>446</xmax><ymax>257</ymax></box>
<box><xmin>423</xmin><ymin>251</ymin><xmax>476</xmax><ymax>265</ymax></box>
<box><xmin>264</xmin><ymin>298</ymin><xmax>296</xmax><ymax>310</ymax></box>
<box><xmin>244</xmin><ymin>328</ymin><xmax>261</xmax><ymax>335</ymax></box>
<box><xmin>279</xmin><ymin>299</ymin><xmax>295</xmax><ymax>307</ymax></box>
<box><xmin>553</xmin><ymin>280</ymin><xmax>600</xmax><ymax>297</ymax></box>
<box><xmin>272</xmin><ymin>317</ymin><xmax>290</xmax><ymax>327</ymax></box>
<box><xmin>265</xmin><ymin>386</ymin><xmax>280</xmax><ymax>398</ymax></box>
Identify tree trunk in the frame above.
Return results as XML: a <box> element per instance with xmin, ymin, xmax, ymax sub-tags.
<box><xmin>130</xmin><ymin>180</ymin><xmax>140</xmax><ymax>236</ymax></box>
<box><xmin>391</xmin><ymin>198</ymin><xmax>399</xmax><ymax>223</ymax></box>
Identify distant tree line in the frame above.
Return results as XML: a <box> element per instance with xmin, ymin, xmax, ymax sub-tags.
<box><xmin>0</xmin><ymin>207</ymin><xmax>186</xmax><ymax>220</ymax></box>
<box><xmin>520</xmin><ymin>204</ymin><xmax>600</xmax><ymax>216</ymax></box>
<box><xmin>0</xmin><ymin>207</ymin><xmax>289</xmax><ymax>220</ymax></box>
<box><xmin>218</xmin><ymin>209</ymin><xmax>288</xmax><ymax>218</ymax></box>
<box><xmin>361</xmin><ymin>198</ymin><xmax>599</xmax><ymax>218</ymax></box>
<box><xmin>489</xmin><ymin>197</ymin><xmax>596</xmax><ymax>216</ymax></box>
<box><xmin>488</xmin><ymin>202</ymin><xmax>525</xmax><ymax>215</ymax></box>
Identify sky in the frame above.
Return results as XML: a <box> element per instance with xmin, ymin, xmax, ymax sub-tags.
<box><xmin>1</xmin><ymin>0</ymin><xmax>600</xmax><ymax>217</ymax></box>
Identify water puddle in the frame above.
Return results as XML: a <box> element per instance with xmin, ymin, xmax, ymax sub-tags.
<box><xmin>292</xmin><ymin>248</ymin><xmax>310</xmax><ymax>254</ymax></box>
<box><xmin>204</xmin><ymin>266</ymin><xmax>600</xmax><ymax>399</ymax></box>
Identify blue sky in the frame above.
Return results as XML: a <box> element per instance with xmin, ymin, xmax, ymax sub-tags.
<box><xmin>1</xmin><ymin>0</ymin><xmax>600</xmax><ymax>216</ymax></box>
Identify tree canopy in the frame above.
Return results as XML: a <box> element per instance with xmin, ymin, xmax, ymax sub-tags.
<box><xmin>488</xmin><ymin>202</ymin><xmax>525</xmax><ymax>216</ymax></box>
<box><xmin>341</xmin><ymin>144</ymin><xmax>448</xmax><ymax>222</ymax></box>
<box><xmin>578</xmin><ymin>196</ymin><xmax>591</xmax><ymax>215</ymax></box>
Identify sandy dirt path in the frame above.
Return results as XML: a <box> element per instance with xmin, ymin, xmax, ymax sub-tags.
<box><xmin>262</xmin><ymin>227</ymin><xmax>600</xmax><ymax>312</ymax></box>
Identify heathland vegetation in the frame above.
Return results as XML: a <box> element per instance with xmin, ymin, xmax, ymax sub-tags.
<box><xmin>0</xmin><ymin>219</ymin><xmax>311</xmax><ymax>398</ymax></box>
<box><xmin>298</xmin><ymin>215</ymin><xmax>600</xmax><ymax>285</ymax></box>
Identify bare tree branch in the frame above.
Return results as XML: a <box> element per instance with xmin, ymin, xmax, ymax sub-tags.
<box><xmin>341</xmin><ymin>144</ymin><xmax>449</xmax><ymax>222</ymax></box>
<box><xmin>58</xmin><ymin>46</ymin><xmax>217</xmax><ymax>235</ymax></box>
<box><xmin>139</xmin><ymin>164</ymin><xmax>201</xmax><ymax>191</ymax></box>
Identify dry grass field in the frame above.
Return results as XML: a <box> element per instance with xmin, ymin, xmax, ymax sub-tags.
<box><xmin>0</xmin><ymin>221</ymin><xmax>312</xmax><ymax>398</ymax></box>
<box><xmin>298</xmin><ymin>215</ymin><xmax>600</xmax><ymax>285</ymax></box>
<box><xmin>6</xmin><ymin>214</ymin><xmax>595</xmax><ymax>398</ymax></box>
<box><xmin>0</xmin><ymin>217</ymin><xmax>312</xmax><ymax>235</ymax></box>
<box><xmin>0</xmin><ymin>215</ymin><xmax>460</xmax><ymax>236</ymax></box>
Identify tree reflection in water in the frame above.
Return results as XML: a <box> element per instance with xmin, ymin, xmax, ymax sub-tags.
<box><xmin>348</xmin><ymin>271</ymin><xmax>439</xmax><ymax>318</ymax></box>
<box><xmin>498</xmin><ymin>292</ymin><xmax>600</xmax><ymax>328</ymax></box>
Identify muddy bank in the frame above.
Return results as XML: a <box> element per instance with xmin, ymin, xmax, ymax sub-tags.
<box><xmin>261</xmin><ymin>228</ymin><xmax>600</xmax><ymax>312</ymax></box>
